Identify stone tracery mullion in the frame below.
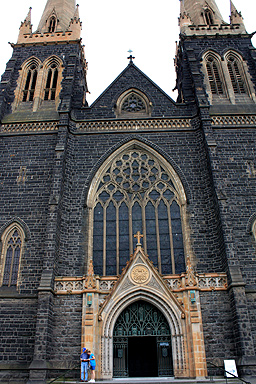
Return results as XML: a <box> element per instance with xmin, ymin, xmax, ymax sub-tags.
<box><xmin>93</xmin><ymin>149</ymin><xmax>185</xmax><ymax>276</ymax></box>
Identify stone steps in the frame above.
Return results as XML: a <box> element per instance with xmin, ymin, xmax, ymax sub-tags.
<box><xmin>47</xmin><ymin>378</ymin><xmax>242</xmax><ymax>384</ymax></box>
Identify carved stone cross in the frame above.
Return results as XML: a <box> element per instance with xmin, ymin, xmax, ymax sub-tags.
<box><xmin>134</xmin><ymin>231</ymin><xmax>143</xmax><ymax>245</ymax></box>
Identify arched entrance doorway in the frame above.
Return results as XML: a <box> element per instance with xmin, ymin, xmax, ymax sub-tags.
<box><xmin>113</xmin><ymin>300</ymin><xmax>173</xmax><ymax>377</ymax></box>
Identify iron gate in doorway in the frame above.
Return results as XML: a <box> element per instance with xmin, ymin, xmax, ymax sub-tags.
<box><xmin>113</xmin><ymin>300</ymin><xmax>174</xmax><ymax>377</ymax></box>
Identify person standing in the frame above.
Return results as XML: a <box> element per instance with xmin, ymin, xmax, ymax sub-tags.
<box><xmin>87</xmin><ymin>350</ymin><xmax>96</xmax><ymax>383</ymax></box>
<box><xmin>80</xmin><ymin>347</ymin><xmax>89</xmax><ymax>382</ymax></box>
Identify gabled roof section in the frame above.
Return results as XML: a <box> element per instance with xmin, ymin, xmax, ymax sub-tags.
<box><xmin>37</xmin><ymin>0</ymin><xmax>76</xmax><ymax>33</ymax></box>
<box><xmin>77</xmin><ymin>61</ymin><xmax>192</xmax><ymax>119</ymax></box>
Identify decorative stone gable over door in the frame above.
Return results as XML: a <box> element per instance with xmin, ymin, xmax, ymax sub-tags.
<box><xmin>97</xmin><ymin>237</ymin><xmax>207</xmax><ymax>379</ymax></box>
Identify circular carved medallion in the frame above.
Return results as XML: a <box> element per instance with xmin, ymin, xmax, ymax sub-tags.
<box><xmin>130</xmin><ymin>265</ymin><xmax>150</xmax><ymax>285</ymax></box>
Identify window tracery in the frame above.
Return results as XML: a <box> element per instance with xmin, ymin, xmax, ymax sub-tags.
<box><xmin>115</xmin><ymin>90</ymin><xmax>152</xmax><ymax>117</ymax></box>
<box><xmin>121</xmin><ymin>93</ymin><xmax>146</xmax><ymax>113</ymax></box>
<box><xmin>92</xmin><ymin>149</ymin><xmax>186</xmax><ymax>276</ymax></box>
<box><xmin>44</xmin><ymin>63</ymin><xmax>59</xmax><ymax>101</ymax></box>
<box><xmin>0</xmin><ymin>225</ymin><xmax>24</xmax><ymax>288</ymax></box>
<box><xmin>227</xmin><ymin>55</ymin><xmax>247</xmax><ymax>94</ymax></box>
<box><xmin>22</xmin><ymin>64</ymin><xmax>38</xmax><ymax>102</ymax></box>
<box><xmin>206</xmin><ymin>56</ymin><xmax>224</xmax><ymax>95</ymax></box>
<box><xmin>202</xmin><ymin>50</ymin><xmax>255</xmax><ymax>105</ymax></box>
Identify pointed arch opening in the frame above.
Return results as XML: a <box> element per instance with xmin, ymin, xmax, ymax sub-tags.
<box><xmin>100</xmin><ymin>288</ymin><xmax>188</xmax><ymax>379</ymax></box>
<box><xmin>226</xmin><ymin>53</ymin><xmax>247</xmax><ymax>95</ymax></box>
<box><xmin>115</xmin><ymin>89</ymin><xmax>152</xmax><ymax>118</ymax></box>
<box><xmin>43</xmin><ymin>56</ymin><xmax>62</xmax><ymax>102</ymax></box>
<box><xmin>48</xmin><ymin>16</ymin><xmax>57</xmax><ymax>33</ymax></box>
<box><xmin>0</xmin><ymin>222</ymin><xmax>25</xmax><ymax>288</ymax></box>
<box><xmin>113</xmin><ymin>300</ymin><xmax>174</xmax><ymax>377</ymax></box>
<box><xmin>87</xmin><ymin>141</ymin><xmax>189</xmax><ymax>277</ymax></box>
<box><xmin>202</xmin><ymin>51</ymin><xmax>228</xmax><ymax>104</ymax></box>
<box><xmin>204</xmin><ymin>9</ymin><xmax>214</xmax><ymax>25</ymax></box>
<box><xmin>13</xmin><ymin>57</ymin><xmax>41</xmax><ymax>108</ymax></box>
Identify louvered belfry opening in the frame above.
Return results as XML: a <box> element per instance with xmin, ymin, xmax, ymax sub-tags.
<box><xmin>206</xmin><ymin>56</ymin><xmax>224</xmax><ymax>95</ymax></box>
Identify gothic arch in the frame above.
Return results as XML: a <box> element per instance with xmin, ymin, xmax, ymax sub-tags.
<box><xmin>100</xmin><ymin>288</ymin><xmax>188</xmax><ymax>378</ymax></box>
<box><xmin>86</xmin><ymin>139</ymin><xmax>188</xmax><ymax>208</ymax></box>
<box><xmin>201</xmin><ymin>51</ymin><xmax>228</xmax><ymax>103</ymax></box>
<box><xmin>85</xmin><ymin>139</ymin><xmax>194</xmax><ymax>276</ymax></box>
<box><xmin>114</xmin><ymin>88</ymin><xmax>152</xmax><ymax>118</ymax></box>
<box><xmin>41</xmin><ymin>56</ymin><xmax>63</xmax><ymax>103</ymax></box>
<box><xmin>0</xmin><ymin>220</ymin><xmax>27</xmax><ymax>288</ymax></box>
<box><xmin>0</xmin><ymin>217</ymin><xmax>31</xmax><ymax>240</ymax></box>
<box><xmin>13</xmin><ymin>57</ymin><xmax>42</xmax><ymax>108</ymax></box>
<box><xmin>82</xmin><ymin>136</ymin><xmax>192</xmax><ymax>206</ymax></box>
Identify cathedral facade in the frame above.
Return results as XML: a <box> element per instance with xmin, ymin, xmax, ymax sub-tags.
<box><xmin>0</xmin><ymin>1</ymin><xmax>255</xmax><ymax>383</ymax></box>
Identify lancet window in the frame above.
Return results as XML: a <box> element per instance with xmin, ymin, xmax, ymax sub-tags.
<box><xmin>206</xmin><ymin>56</ymin><xmax>224</xmax><ymax>95</ymax></box>
<box><xmin>204</xmin><ymin>10</ymin><xmax>214</xmax><ymax>25</ymax></box>
<box><xmin>48</xmin><ymin>17</ymin><xmax>56</xmax><ymax>33</ymax></box>
<box><xmin>92</xmin><ymin>148</ymin><xmax>186</xmax><ymax>276</ymax></box>
<box><xmin>0</xmin><ymin>225</ymin><xmax>24</xmax><ymax>287</ymax></box>
<box><xmin>22</xmin><ymin>64</ymin><xmax>38</xmax><ymax>102</ymax></box>
<box><xmin>227</xmin><ymin>55</ymin><xmax>247</xmax><ymax>94</ymax></box>
<box><xmin>44</xmin><ymin>63</ymin><xmax>59</xmax><ymax>101</ymax></box>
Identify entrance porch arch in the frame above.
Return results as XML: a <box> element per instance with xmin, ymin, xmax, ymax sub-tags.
<box><xmin>100</xmin><ymin>288</ymin><xmax>189</xmax><ymax>378</ymax></box>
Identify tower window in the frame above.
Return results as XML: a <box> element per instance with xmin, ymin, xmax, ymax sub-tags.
<box><xmin>48</xmin><ymin>17</ymin><xmax>56</xmax><ymax>33</ymax></box>
<box><xmin>44</xmin><ymin>64</ymin><xmax>59</xmax><ymax>100</ymax></box>
<box><xmin>227</xmin><ymin>56</ymin><xmax>246</xmax><ymax>94</ymax></box>
<box><xmin>22</xmin><ymin>64</ymin><xmax>38</xmax><ymax>102</ymax></box>
<box><xmin>206</xmin><ymin>57</ymin><xmax>224</xmax><ymax>95</ymax></box>
<box><xmin>205</xmin><ymin>10</ymin><xmax>214</xmax><ymax>25</ymax></box>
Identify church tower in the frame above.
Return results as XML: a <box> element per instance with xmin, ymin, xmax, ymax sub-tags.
<box><xmin>0</xmin><ymin>0</ymin><xmax>87</xmax><ymax>122</ymax></box>
<box><xmin>0</xmin><ymin>0</ymin><xmax>256</xmax><ymax>383</ymax></box>
<box><xmin>176</xmin><ymin>0</ymin><xmax>256</xmax><ymax>377</ymax></box>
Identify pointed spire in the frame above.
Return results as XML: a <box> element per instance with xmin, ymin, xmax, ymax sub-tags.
<box><xmin>230</xmin><ymin>0</ymin><xmax>246</xmax><ymax>32</ymax></box>
<box><xmin>24</xmin><ymin>7</ymin><xmax>32</xmax><ymax>26</ymax></box>
<box><xmin>73</xmin><ymin>4</ymin><xmax>80</xmax><ymax>21</ymax></box>
<box><xmin>181</xmin><ymin>0</ymin><xmax>224</xmax><ymax>27</ymax></box>
<box><xmin>37</xmin><ymin>0</ymin><xmax>77</xmax><ymax>33</ymax></box>
<box><xmin>18</xmin><ymin>7</ymin><xmax>32</xmax><ymax>40</ymax></box>
<box><xmin>179</xmin><ymin>0</ymin><xmax>192</xmax><ymax>31</ymax></box>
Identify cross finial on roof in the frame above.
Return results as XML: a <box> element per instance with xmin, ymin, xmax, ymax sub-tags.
<box><xmin>127</xmin><ymin>50</ymin><xmax>135</xmax><ymax>63</ymax></box>
<box><xmin>134</xmin><ymin>231</ymin><xmax>143</xmax><ymax>246</ymax></box>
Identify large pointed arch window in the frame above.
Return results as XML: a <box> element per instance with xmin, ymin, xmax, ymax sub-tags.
<box><xmin>0</xmin><ymin>225</ymin><xmax>24</xmax><ymax>287</ymax></box>
<box><xmin>91</xmin><ymin>147</ymin><xmax>186</xmax><ymax>276</ymax></box>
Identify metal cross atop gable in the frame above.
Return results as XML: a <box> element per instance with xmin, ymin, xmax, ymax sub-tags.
<box><xmin>127</xmin><ymin>49</ymin><xmax>135</xmax><ymax>63</ymax></box>
<box><xmin>134</xmin><ymin>231</ymin><xmax>143</xmax><ymax>245</ymax></box>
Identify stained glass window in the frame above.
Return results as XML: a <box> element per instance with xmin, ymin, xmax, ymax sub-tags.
<box><xmin>2</xmin><ymin>229</ymin><xmax>22</xmax><ymax>287</ymax></box>
<box><xmin>92</xmin><ymin>149</ymin><xmax>185</xmax><ymax>276</ymax></box>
